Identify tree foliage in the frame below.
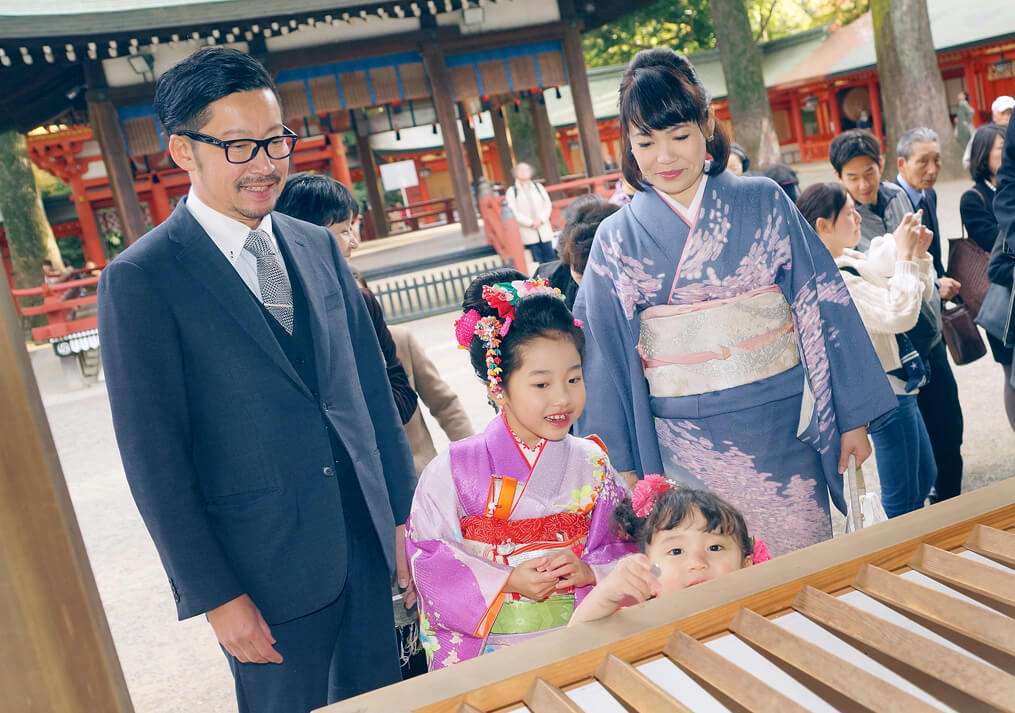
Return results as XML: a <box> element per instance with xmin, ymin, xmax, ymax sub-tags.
<box><xmin>584</xmin><ymin>0</ymin><xmax>870</xmax><ymax>68</ymax></box>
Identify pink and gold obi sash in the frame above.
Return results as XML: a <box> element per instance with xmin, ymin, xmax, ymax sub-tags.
<box><xmin>638</xmin><ymin>286</ymin><xmax>800</xmax><ymax>398</ymax></box>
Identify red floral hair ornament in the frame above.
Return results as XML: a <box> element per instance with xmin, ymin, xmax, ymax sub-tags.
<box><xmin>455</xmin><ymin>277</ymin><xmax>568</xmax><ymax>394</ymax></box>
<box><xmin>631</xmin><ymin>474</ymin><xmax>674</xmax><ymax>517</ymax></box>
<box><xmin>750</xmin><ymin>538</ymin><xmax>771</xmax><ymax>564</ymax></box>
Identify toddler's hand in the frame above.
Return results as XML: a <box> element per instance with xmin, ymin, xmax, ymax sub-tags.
<box><xmin>598</xmin><ymin>554</ymin><xmax>662</xmax><ymax>608</ymax></box>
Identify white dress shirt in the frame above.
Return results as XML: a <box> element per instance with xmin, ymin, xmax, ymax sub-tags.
<box><xmin>184</xmin><ymin>189</ymin><xmax>287</xmax><ymax>301</ymax></box>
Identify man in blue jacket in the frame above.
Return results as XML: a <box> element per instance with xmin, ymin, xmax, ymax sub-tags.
<box><xmin>98</xmin><ymin>47</ymin><xmax>415</xmax><ymax>712</ymax></box>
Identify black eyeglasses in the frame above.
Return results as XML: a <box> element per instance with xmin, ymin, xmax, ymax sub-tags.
<box><xmin>176</xmin><ymin>127</ymin><xmax>299</xmax><ymax>164</ymax></box>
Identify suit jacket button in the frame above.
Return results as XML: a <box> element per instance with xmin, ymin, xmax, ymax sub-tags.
<box><xmin>323</xmin><ymin>466</ymin><xmax>335</xmax><ymax>477</ymax></box>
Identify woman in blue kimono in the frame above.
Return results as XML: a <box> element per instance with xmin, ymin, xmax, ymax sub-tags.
<box><xmin>575</xmin><ymin>49</ymin><xmax>897</xmax><ymax>556</ymax></box>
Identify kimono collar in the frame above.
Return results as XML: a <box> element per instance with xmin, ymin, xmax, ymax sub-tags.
<box><xmin>652</xmin><ymin>173</ymin><xmax>708</xmax><ymax>227</ymax></box>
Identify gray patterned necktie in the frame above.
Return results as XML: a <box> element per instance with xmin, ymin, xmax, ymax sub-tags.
<box><xmin>243</xmin><ymin>229</ymin><xmax>294</xmax><ymax>335</ymax></box>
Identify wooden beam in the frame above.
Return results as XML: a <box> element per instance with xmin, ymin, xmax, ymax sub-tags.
<box><xmin>594</xmin><ymin>655</ymin><xmax>691</xmax><ymax>712</ymax></box>
<box><xmin>561</xmin><ymin>23</ymin><xmax>604</xmax><ymax>177</ymax></box>
<box><xmin>87</xmin><ymin>96</ymin><xmax>149</xmax><ymax>244</ymax></box>
<box><xmin>459</xmin><ymin>105</ymin><xmax>485</xmax><ymax>187</ymax></box>
<box><xmin>489</xmin><ymin>98</ymin><xmax>515</xmax><ymax>186</ymax></box>
<box><xmin>793</xmin><ymin>586</ymin><xmax>1015</xmax><ymax>711</ymax></box>
<box><xmin>530</xmin><ymin>96</ymin><xmax>561</xmax><ymax>184</ymax></box>
<box><xmin>354</xmin><ymin>118</ymin><xmax>388</xmax><ymax>239</ymax></box>
<box><xmin>964</xmin><ymin>524</ymin><xmax>1015</xmax><ymax>567</ymax></box>
<box><xmin>0</xmin><ymin>265</ymin><xmax>134</xmax><ymax>711</ymax></box>
<box><xmin>730</xmin><ymin>608</ymin><xmax>940</xmax><ymax>713</ymax></box>
<box><xmin>421</xmin><ymin>43</ymin><xmax>479</xmax><ymax>237</ymax></box>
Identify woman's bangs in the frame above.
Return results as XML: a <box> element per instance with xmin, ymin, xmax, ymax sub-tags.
<box><xmin>622</xmin><ymin>69</ymin><xmax>703</xmax><ymax>135</ymax></box>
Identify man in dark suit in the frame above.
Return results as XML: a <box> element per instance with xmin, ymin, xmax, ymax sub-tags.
<box><xmin>997</xmin><ymin>108</ymin><xmax>1015</xmax><ymax>254</ymax></box>
<box><xmin>893</xmin><ymin>127</ymin><xmax>965</xmax><ymax>503</ymax></box>
<box><xmin>98</xmin><ymin>47</ymin><xmax>415</xmax><ymax>712</ymax></box>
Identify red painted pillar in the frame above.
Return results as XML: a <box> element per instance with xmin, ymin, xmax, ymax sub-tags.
<box><xmin>150</xmin><ymin>177</ymin><xmax>172</xmax><ymax>225</ymax></box>
<box><xmin>558</xmin><ymin>131</ymin><xmax>576</xmax><ymax>176</ymax></box>
<box><xmin>789</xmin><ymin>93</ymin><xmax>805</xmax><ymax>146</ymax></box>
<box><xmin>867</xmin><ymin>77</ymin><xmax>884</xmax><ymax>145</ymax></box>
<box><xmin>69</xmin><ymin>175</ymin><xmax>106</xmax><ymax>266</ymax></box>
<box><xmin>964</xmin><ymin>62</ymin><xmax>980</xmax><ymax>124</ymax></box>
<box><xmin>329</xmin><ymin>133</ymin><xmax>353</xmax><ymax>187</ymax></box>
<box><xmin>828</xmin><ymin>89</ymin><xmax>842</xmax><ymax>136</ymax></box>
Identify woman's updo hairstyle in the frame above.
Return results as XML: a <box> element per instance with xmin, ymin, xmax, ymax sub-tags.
<box><xmin>461</xmin><ymin>268</ymin><xmax>585</xmax><ymax>389</ymax></box>
<box><xmin>618</xmin><ymin>48</ymin><xmax>730</xmax><ymax>190</ymax></box>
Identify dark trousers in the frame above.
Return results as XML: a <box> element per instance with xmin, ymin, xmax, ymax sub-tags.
<box><xmin>225</xmin><ymin>475</ymin><xmax>400</xmax><ymax>713</ymax></box>
<box><xmin>528</xmin><ymin>240</ymin><xmax>557</xmax><ymax>265</ymax></box>
<box><xmin>917</xmin><ymin>340</ymin><xmax>965</xmax><ymax>502</ymax></box>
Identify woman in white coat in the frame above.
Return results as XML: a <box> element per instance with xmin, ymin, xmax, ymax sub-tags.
<box><xmin>505</xmin><ymin>162</ymin><xmax>555</xmax><ymax>264</ymax></box>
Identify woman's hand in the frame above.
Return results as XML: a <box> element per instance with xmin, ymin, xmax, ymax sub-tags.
<box><xmin>545</xmin><ymin>549</ymin><xmax>596</xmax><ymax>590</ymax></box>
<box><xmin>505</xmin><ymin>558</ymin><xmax>558</xmax><ymax>601</ymax></box>
<box><xmin>916</xmin><ymin>225</ymin><xmax>934</xmax><ymax>258</ymax></box>
<box><xmin>893</xmin><ymin>212</ymin><xmax>920</xmax><ymax>261</ymax></box>
<box><xmin>838</xmin><ymin>426</ymin><xmax>873</xmax><ymax>474</ymax></box>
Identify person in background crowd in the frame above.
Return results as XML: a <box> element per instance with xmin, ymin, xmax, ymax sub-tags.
<box><xmin>960</xmin><ymin>125</ymin><xmax>1014</xmax><ymax>427</ymax></box>
<box><xmin>534</xmin><ymin>196</ymin><xmax>620</xmax><ymax>308</ymax></box>
<box><xmin>609</xmin><ymin>177</ymin><xmax>636</xmax><ymax>206</ymax></box>
<box><xmin>763</xmin><ymin>163</ymin><xmax>800</xmax><ymax>202</ymax></box>
<box><xmin>559</xmin><ymin>196</ymin><xmax>619</xmax><ymax>292</ymax></box>
<box><xmin>276</xmin><ymin>173</ymin><xmax>418</xmax><ymax>426</ymax></box>
<box><xmin>505</xmin><ymin>162</ymin><xmax>556</xmax><ymax>264</ymax></box>
<box><xmin>988</xmin><ymin>114</ymin><xmax>1015</xmax><ymax>432</ymax></box>
<box><xmin>964</xmin><ymin>94</ymin><xmax>1013</xmax><ymax>170</ymax></box>
<box><xmin>895</xmin><ymin>128</ymin><xmax>950</xmax><ymax>280</ymax></box>
<box><xmin>98</xmin><ymin>47</ymin><xmax>415</xmax><ymax>713</ymax></box>
<box><xmin>727</xmin><ymin>143</ymin><xmax>750</xmax><ymax>176</ymax></box>
<box><xmin>799</xmin><ymin>183</ymin><xmax>937</xmax><ymax>518</ymax></box>
<box><xmin>387</xmin><ymin>322</ymin><xmax>474</xmax><ymax>678</ymax></box>
<box><xmin>955</xmin><ymin>91</ymin><xmax>975</xmax><ymax>149</ymax></box>
<box><xmin>830</xmin><ymin>128</ymin><xmax>965</xmax><ymax>504</ymax></box>
<box><xmin>856</xmin><ymin>110</ymin><xmax>872</xmax><ymax>131</ymax></box>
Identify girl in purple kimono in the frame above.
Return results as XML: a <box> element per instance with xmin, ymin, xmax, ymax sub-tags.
<box><xmin>575</xmin><ymin>49</ymin><xmax>897</xmax><ymax>557</ymax></box>
<box><xmin>406</xmin><ymin>269</ymin><xmax>633</xmax><ymax>669</ymax></box>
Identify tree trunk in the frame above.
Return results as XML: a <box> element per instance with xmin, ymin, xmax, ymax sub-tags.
<box><xmin>0</xmin><ymin>130</ymin><xmax>64</xmax><ymax>327</ymax></box>
<box><xmin>709</xmin><ymin>0</ymin><xmax>783</xmax><ymax>170</ymax></box>
<box><xmin>871</xmin><ymin>0</ymin><xmax>963</xmax><ymax>179</ymax></box>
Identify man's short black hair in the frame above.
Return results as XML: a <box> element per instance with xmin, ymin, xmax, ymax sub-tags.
<box><xmin>154</xmin><ymin>46</ymin><xmax>278</xmax><ymax>134</ymax></box>
<box><xmin>276</xmin><ymin>173</ymin><xmax>359</xmax><ymax>226</ymax></box>
<box><xmin>829</xmin><ymin>129</ymin><xmax>882</xmax><ymax>176</ymax></box>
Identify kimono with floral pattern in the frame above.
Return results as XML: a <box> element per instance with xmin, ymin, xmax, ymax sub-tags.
<box><xmin>575</xmin><ymin>171</ymin><xmax>896</xmax><ymax>556</ymax></box>
<box><xmin>406</xmin><ymin>414</ymin><xmax>633</xmax><ymax>669</ymax></box>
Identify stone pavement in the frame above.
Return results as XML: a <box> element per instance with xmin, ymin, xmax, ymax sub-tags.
<box><xmin>37</xmin><ymin>176</ymin><xmax>1015</xmax><ymax>713</ymax></box>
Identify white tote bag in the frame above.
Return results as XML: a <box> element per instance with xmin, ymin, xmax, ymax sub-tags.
<box><xmin>844</xmin><ymin>455</ymin><xmax>889</xmax><ymax>533</ymax></box>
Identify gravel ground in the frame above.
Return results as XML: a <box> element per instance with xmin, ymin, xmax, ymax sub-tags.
<box><xmin>36</xmin><ymin>175</ymin><xmax>1014</xmax><ymax>713</ymax></box>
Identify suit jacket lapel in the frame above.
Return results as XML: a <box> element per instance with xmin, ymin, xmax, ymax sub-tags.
<box><xmin>168</xmin><ymin>201</ymin><xmax>312</xmax><ymax>398</ymax></box>
<box><xmin>273</xmin><ymin>218</ymin><xmax>334</xmax><ymax>387</ymax></box>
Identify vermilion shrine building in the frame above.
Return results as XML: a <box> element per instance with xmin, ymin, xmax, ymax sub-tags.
<box><xmin>2</xmin><ymin>0</ymin><xmax>1015</xmax><ymax>281</ymax></box>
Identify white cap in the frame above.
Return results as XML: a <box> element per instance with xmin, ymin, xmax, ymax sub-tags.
<box><xmin>991</xmin><ymin>95</ymin><xmax>1015</xmax><ymax>115</ymax></box>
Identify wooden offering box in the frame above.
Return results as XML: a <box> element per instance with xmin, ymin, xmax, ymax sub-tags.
<box><xmin>323</xmin><ymin>477</ymin><xmax>1015</xmax><ymax>713</ymax></box>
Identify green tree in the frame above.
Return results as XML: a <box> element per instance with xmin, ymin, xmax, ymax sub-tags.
<box><xmin>583</xmin><ymin>0</ymin><xmax>715</xmax><ymax>69</ymax></box>
<box><xmin>0</xmin><ymin>130</ymin><xmax>64</xmax><ymax>328</ymax></box>
<box><xmin>584</xmin><ymin>0</ymin><xmax>871</xmax><ymax>69</ymax></box>
<box><xmin>710</xmin><ymin>0</ymin><xmax>783</xmax><ymax>168</ymax></box>
<box><xmin>871</xmin><ymin>0</ymin><xmax>963</xmax><ymax>179</ymax></box>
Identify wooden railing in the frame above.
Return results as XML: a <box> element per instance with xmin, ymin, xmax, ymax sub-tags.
<box><xmin>543</xmin><ymin>171</ymin><xmax>622</xmax><ymax>230</ymax></box>
<box><xmin>11</xmin><ymin>270</ymin><xmax>100</xmax><ymax>344</ymax></box>
<box><xmin>386</xmin><ymin>197</ymin><xmax>457</xmax><ymax>234</ymax></box>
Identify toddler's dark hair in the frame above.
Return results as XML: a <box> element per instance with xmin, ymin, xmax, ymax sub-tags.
<box><xmin>461</xmin><ymin>268</ymin><xmax>585</xmax><ymax>388</ymax></box>
<box><xmin>614</xmin><ymin>486</ymin><xmax>752</xmax><ymax>558</ymax></box>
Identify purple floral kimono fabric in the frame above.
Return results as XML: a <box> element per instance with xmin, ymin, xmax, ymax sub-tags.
<box><xmin>405</xmin><ymin>416</ymin><xmax>633</xmax><ymax>669</ymax></box>
<box><xmin>575</xmin><ymin>171</ymin><xmax>896</xmax><ymax>556</ymax></box>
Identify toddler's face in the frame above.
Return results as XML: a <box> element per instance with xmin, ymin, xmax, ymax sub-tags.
<box><xmin>644</xmin><ymin>509</ymin><xmax>751</xmax><ymax>592</ymax></box>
